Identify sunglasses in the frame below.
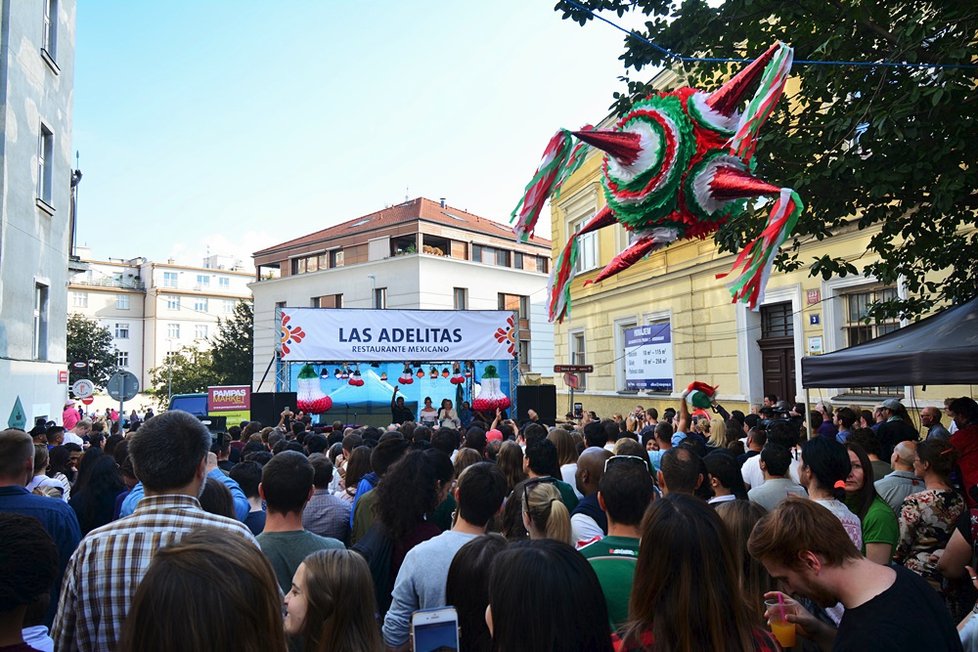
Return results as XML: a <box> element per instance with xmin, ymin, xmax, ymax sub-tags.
<box><xmin>522</xmin><ymin>476</ymin><xmax>560</xmax><ymax>506</ymax></box>
<box><xmin>604</xmin><ymin>454</ymin><xmax>651</xmax><ymax>474</ymax></box>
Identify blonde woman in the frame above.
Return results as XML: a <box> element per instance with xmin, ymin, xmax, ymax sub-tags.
<box><xmin>522</xmin><ymin>478</ymin><xmax>571</xmax><ymax>545</ymax></box>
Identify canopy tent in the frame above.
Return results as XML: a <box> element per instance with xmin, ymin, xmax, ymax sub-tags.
<box><xmin>801</xmin><ymin>296</ymin><xmax>978</xmax><ymax>388</ymax></box>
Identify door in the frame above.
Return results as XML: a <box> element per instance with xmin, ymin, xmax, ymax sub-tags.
<box><xmin>757</xmin><ymin>302</ymin><xmax>795</xmax><ymax>403</ymax></box>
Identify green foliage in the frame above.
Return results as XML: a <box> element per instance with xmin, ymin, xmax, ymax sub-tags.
<box><xmin>554</xmin><ymin>0</ymin><xmax>978</xmax><ymax>321</ymax></box>
<box><xmin>211</xmin><ymin>300</ymin><xmax>254</xmax><ymax>385</ymax></box>
<box><xmin>146</xmin><ymin>346</ymin><xmax>222</xmax><ymax>408</ymax></box>
<box><xmin>66</xmin><ymin>313</ymin><xmax>117</xmax><ymax>388</ymax></box>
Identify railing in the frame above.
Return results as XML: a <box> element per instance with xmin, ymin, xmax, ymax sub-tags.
<box><xmin>74</xmin><ymin>276</ymin><xmax>145</xmax><ymax>290</ymax></box>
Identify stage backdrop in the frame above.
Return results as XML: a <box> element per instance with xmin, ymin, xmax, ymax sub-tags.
<box><xmin>279</xmin><ymin>309</ymin><xmax>518</xmax><ymax>362</ymax></box>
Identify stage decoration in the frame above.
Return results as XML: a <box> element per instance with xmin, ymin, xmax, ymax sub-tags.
<box><xmin>450</xmin><ymin>362</ymin><xmax>465</xmax><ymax>385</ymax></box>
<box><xmin>333</xmin><ymin>368</ymin><xmax>342</xmax><ymax>379</ymax></box>
<box><xmin>441</xmin><ymin>367</ymin><xmax>451</xmax><ymax>378</ymax></box>
<box><xmin>319</xmin><ymin>367</ymin><xmax>329</xmax><ymax>380</ymax></box>
<box><xmin>416</xmin><ymin>367</ymin><xmax>426</xmax><ymax>378</ymax></box>
<box><xmin>685</xmin><ymin>381</ymin><xmax>718</xmax><ymax>410</ymax></box>
<box><xmin>399</xmin><ymin>365</ymin><xmax>415</xmax><ymax>385</ymax></box>
<box><xmin>429</xmin><ymin>366</ymin><xmax>439</xmax><ymax>380</ymax></box>
<box><xmin>472</xmin><ymin>365</ymin><xmax>511</xmax><ymax>413</ymax></box>
<box><xmin>511</xmin><ymin>42</ymin><xmax>801</xmax><ymax>321</ymax></box>
<box><xmin>380</xmin><ymin>371</ymin><xmax>389</xmax><ymax>382</ymax></box>
<box><xmin>348</xmin><ymin>367</ymin><xmax>364</xmax><ymax>387</ymax></box>
<box><xmin>296</xmin><ymin>364</ymin><xmax>333</xmax><ymax>414</ymax></box>
<box><xmin>340</xmin><ymin>366</ymin><xmax>350</xmax><ymax>380</ymax></box>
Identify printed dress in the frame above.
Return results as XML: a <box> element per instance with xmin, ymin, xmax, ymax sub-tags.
<box><xmin>894</xmin><ymin>489</ymin><xmax>965</xmax><ymax>585</ymax></box>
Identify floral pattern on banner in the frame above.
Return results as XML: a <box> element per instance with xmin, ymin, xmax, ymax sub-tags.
<box><xmin>279</xmin><ymin>314</ymin><xmax>305</xmax><ymax>355</ymax></box>
<box><xmin>493</xmin><ymin>315</ymin><xmax>517</xmax><ymax>357</ymax></box>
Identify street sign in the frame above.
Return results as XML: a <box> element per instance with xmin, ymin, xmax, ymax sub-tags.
<box><xmin>553</xmin><ymin>364</ymin><xmax>593</xmax><ymax>374</ymax></box>
<box><xmin>563</xmin><ymin>372</ymin><xmax>580</xmax><ymax>389</ymax></box>
<box><xmin>81</xmin><ymin>397</ymin><xmax>94</xmax><ymax>405</ymax></box>
<box><xmin>71</xmin><ymin>379</ymin><xmax>95</xmax><ymax>399</ymax></box>
<box><xmin>107</xmin><ymin>371</ymin><xmax>140</xmax><ymax>402</ymax></box>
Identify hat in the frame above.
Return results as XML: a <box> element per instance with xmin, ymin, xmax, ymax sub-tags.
<box><xmin>486</xmin><ymin>429</ymin><xmax>503</xmax><ymax>443</ymax></box>
<box><xmin>64</xmin><ymin>400</ymin><xmax>75</xmax><ymax>407</ymax></box>
<box><xmin>881</xmin><ymin>398</ymin><xmax>903</xmax><ymax>411</ymax></box>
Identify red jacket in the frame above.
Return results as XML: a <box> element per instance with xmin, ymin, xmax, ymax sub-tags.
<box><xmin>951</xmin><ymin>424</ymin><xmax>978</xmax><ymax>507</ymax></box>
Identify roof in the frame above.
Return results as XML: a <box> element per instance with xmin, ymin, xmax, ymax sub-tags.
<box><xmin>253</xmin><ymin>197</ymin><xmax>550</xmax><ymax>257</ymax></box>
<box><xmin>801</xmin><ymin>296</ymin><xmax>978</xmax><ymax>388</ymax></box>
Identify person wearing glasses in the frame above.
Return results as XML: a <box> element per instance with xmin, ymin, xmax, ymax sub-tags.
<box><xmin>580</xmin><ymin>456</ymin><xmax>654</xmax><ymax>629</ymax></box>
<box><xmin>522</xmin><ymin>476</ymin><xmax>572</xmax><ymax>545</ymax></box>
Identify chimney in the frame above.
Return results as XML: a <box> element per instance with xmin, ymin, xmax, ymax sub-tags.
<box><xmin>439</xmin><ymin>198</ymin><xmax>446</xmax><ymax>208</ymax></box>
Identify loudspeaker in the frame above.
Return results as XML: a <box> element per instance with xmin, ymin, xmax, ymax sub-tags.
<box><xmin>516</xmin><ymin>385</ymin><xmax>557</xmax><ymax>426</ymax></box>
<box><xmin>250</xmin><ymin>392</ymin><xmax>297</xmax><ymax>428</ymax></box>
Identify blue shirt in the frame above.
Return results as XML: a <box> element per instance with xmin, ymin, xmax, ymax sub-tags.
<box><xmin>349</xmin><ymin>471</ymin><xmax>379</xmax><ymax>529</ymax></box>
<box><xmin>120</xmin><ymin>468</ymin><xmax>249</xmax><ymax>522</ymax></box>
<box><xmin>0</xmin><ymin>485</ymin><xmax>81</xmax><ymax>626</ymax></box>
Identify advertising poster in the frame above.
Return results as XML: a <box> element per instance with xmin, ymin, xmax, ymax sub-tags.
<box><xmin>207</xmin><ymin>385</ymin><xmax>251</xmax><ymax>423</ymax></box>
<box><xmin>624</xmin><ymin>322</ymin><xmax>674</xmax><ymax>392</ymax></box>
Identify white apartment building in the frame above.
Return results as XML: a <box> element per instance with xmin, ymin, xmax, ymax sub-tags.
<box><xmin>251</xmin><ymin>197</ymin><xmax>555</xmax><ymax>389</ymax></box>
<box><xmin>0</xmin><ymin>0</ymin><xmax>77</xmax><ymax>426</ymax></box>
<box><xmin>69</xmin><ymin>250</ymin><xmax>252</xmax><ymax>388</ymax></box>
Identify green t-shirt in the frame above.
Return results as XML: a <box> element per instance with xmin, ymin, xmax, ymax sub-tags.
<box><xmin>579</xmin><ymin>535</ymin><xmax>639</xmax><ymax>629</ymax></box>
<box><xmin>555</xmin><ymin>479</ymin><xmax>580</xmax><ymax>512</ymax></box>
<box><xmin>257</xmin><ymin>529</ymin><xmax>345</xmax><ymax>593</ymax></box>
<box><xmin>846</xmin><ymin>493</ymin><xmax>899</xmax><ymax>554</ymax></box>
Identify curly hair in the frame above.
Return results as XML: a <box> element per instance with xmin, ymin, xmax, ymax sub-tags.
<box><xmin>373</xmin><ymin>449</ymin><xmax>453</xmax><ymax>543</ymax></box>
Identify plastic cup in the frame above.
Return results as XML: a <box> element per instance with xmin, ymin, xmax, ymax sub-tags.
<box><xmin>764</xmin><ymin>599</ymin><xmax>797</xmax><ymax>648</ymax></box>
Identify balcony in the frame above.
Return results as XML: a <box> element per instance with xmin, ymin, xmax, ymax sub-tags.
<box><xmin>74</xmin><ymin>276</ymin><xmax>145</xmax><ymax>290</ymax></box>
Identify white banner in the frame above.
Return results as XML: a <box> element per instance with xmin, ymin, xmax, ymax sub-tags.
<box><xmin>624</xmin><ymin>322</ymin><xmax>674</xmax><ymax>392</ymax></box>
<box><xmin>279</xmin><ymin>308</ymin><xmax>518</xmax><ymax>361</ymax></box>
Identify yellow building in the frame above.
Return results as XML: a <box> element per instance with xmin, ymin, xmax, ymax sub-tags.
<box><xmin>547</xmin><ymin>73</ymin><xmax>964</xmax><ymax>424</ymax></box>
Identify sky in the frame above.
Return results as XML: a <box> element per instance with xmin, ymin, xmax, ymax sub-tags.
<box><xmin>73</xmin><ymin>1</ymin><xmax>652</xmax><ymax>269</ymax></box>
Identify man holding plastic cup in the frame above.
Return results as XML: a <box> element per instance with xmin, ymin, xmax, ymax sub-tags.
<box><xmin>747</xmin><ymin>496</ymin><xmax>962</xmax><ymax>651</ymax></box>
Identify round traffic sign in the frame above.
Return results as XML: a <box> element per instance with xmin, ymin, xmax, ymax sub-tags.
<box><xmin>71</xmin><ymin>379</ymin><xmax>95</xmax><ymax>399</ymax></box>
<box><xmin>81</xmin><ymin>397</ymin><xmax>94</xmax><ymax>405</ymax></box>
<box><xmin>107</xmin><ymin>371</ymin><xmax>140</xmax><ymax>402</ymax></box>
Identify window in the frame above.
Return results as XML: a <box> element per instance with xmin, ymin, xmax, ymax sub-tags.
<box><xmin>195</xmin><ymin>324</ymin><xmax>209</xmax><ymax>340</ymax></box>
<box><xmin>518</xmin><ymin>340</ymin><xmax>531</xmax><ymax>371</ymax></box>
<box><xmin>571</xmin><ymin>330</ymin><xmax>587</xmax><ymax>390</ymax></box>
<box><xmin>223</xmin><ymin>299</ymin><xmax>236</xmax><ymax>314</ymax></box>
<box><xmin>498</xmin><ymin>293</ymin><xmax>529</xmax><ymax>320</ymax></box>
<box><xmin>167</xmin><ymin>323</ymin><xmax>180</xmax><ymax>339</ymax></box>
<box><xmin>537</xmin><ymin>256</ymin><xmax>549</xmax><ymax>274</ymax></box>
<box><xmin>570</xmin><ymin>217</ymin><xmax>598</xmax><ymax>273</ymax></box>
<box><xmin>196</xmin><ymin>274</ymin><xmax>210</xmax><ymax>288</ymax></box>
<box><xmin>71</xmin><ymin>291</ymin><xmax>87</xmax><ymax>308</ymax></box>
<box><xmin>116</xmin><ymin>294</ymin><xmax>130</xmax><ymax>310</ymax></box>
<box><xmin>33</xmin><ymin>284</ymin><xmax>48</xmax><ymax>360</ymax></box>
<box><xmin>163</xmin><ymin>272</ymin><xmax>178</xmax><ymax>288</ymax></box>
<box><xmin>114</xmin><ymin>323</ymin><xmax>129</xmax><ymax>339</ymax></box>
<box><xmin>312</xmin><ymin>294</ymin><xmax>342</xmax><ymax>309</ymax></box>
<box><xmin>165</xmin><ymin>295</ymin><xmax>180</xmax><ymax>310</ymax></box>
<box><xmin>513</xmin><ymin>252</ymin><xmax>524</xmax><ymax>270</ymax></box>
<box><xmin>330</xmin><ymin>249</ymin><xmax>344</xmax><ymax>268</ymax></box>
<box><xmin>843</xmin><ymin>286</ymin><xmax>900</xmax><ymax>395</ymax></box>
<box><xmin>472</xmin><ymin>244</ymin><xmax>511</xmax><ymax>268</ymax></box>
<box><xmin>37</xmin><ymin>124</ymin><xmax>54</xmax><ymax>206</ymax></box>
<box><xmin>116</xmin><ymin>351</ymin><xmax>129</xmax><ymax>368</ymax></box>
<box><xmin>453</xmin><ymin>288</ymin><xmax>468</xmax><ymax>310</ymax></box>
<box><xmin>42</xmin><ymin>0</ymin><xmax>57</xmax><ymax>60</ymax></box>
<box><xmin>374</xmin><ymin>287</ymin><xmax>388</xmax><ymax>309</ymax></box>
<box><xmin>194</xmin><ymin>297</ymin><xmax>209</xmax><ymax>312</ymax></box>
<box><xmin>218</xmin><ymin>276</ymin><xmax>230</xmax><ymax>289</ymax></box>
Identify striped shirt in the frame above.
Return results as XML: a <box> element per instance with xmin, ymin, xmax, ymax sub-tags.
<box><xmin>52</xmin><ymin>493</ymin><xmax>257</xmax><ymax>652</ymax></box>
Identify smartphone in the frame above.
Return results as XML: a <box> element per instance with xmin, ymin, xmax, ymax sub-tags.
<box><xmin>411</xmin><ymin>607</ymin><xmax>459</xmax><ymax>652</ymax></box>
<box><xmin>573</xmin><ymin>402</ymin><xmax>583</xmax><ymax>419</ymax></box>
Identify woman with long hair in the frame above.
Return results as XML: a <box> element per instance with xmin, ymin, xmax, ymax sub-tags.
<box><xmin>69</xmin><ymin>455</ymin><xmax>125</xmax><ymax>535</ymax></box>
<box><xmin>336</xmin><ymin>446</ymin><xmax>371</xmax><ymax>503</ymax></box>
<box><xmin>617</xmin><ymin>494</ymin><xmax>777</xmax><ymax>651</ymax></box>
<box><xmin>284</xmin><ymin>549</ymin><xmax>383</xmax><ymax>652</ymax></box>
<box><xmin>488</xmin><ymin>539</ymin><xmax>612</xmax><ymax>652</ymax></box>
<box><xmin>893</xmin><ymin>439</ymin><xmax>965</xmax><ymax>586</ymax></box>
<box><xmin>47</xmin><ymin>445</ymin><xmax>75</xmax><ymax>487</ymax></box>
<box><xmin>548</xmin><ymin>428</ymin><xmax>581</xmax><ymax>497</ymax></box>
<box><xmin>714</xmin><ymin>500</ymin><xmax>774</xmax><ymax>623</ymax></box>
<box><xmin>119</xmin><ymin>528</ymin><xmax>286</xmax><ymax>652</ymax></box>
<box><xmin>495</xmin><ymin>440</ymin><xmax>527</xmax><ymax>494</ymax></box>
<box><xmin>707</xmin><ymin>418</ymin><xmax>728</xmax><ymax>450</ymax></box>
<box><xmin>522</xmin><ymin>478</ymin><xmax>571</xmax><ymax>545</ymax></box>
<box><xmin>843</xmin><ymin>441</ymin><xmax>899</xmax><ymax>564</ymax></box>
<box><xmin>446</xmin><ymin>534</ymin><xmax>508</xmax><ymax>652</ymax></box>
<box><xmin>798</xmin><ymin>435</ymin><xmax>862</xmax><ymax>549</ymax></box>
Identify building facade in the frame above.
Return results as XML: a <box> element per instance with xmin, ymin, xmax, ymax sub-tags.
<box><xmin>251</xmin><ymin>197</ymin><xmax>555</xmax><ymax>390</ymax></box>
<box><xmin>0</xmin><ymin>0</ymin><xmax>77</xmax><ymax>426</ymax></box>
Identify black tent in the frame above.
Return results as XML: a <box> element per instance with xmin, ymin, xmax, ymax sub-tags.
<box><xmin>801</xmin><ymin>297</ymin><xmax>978</xmax><ymax>388</ymax></box>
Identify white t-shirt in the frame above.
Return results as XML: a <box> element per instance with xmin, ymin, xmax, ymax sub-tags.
<box><xmin>741</xmin><ymin>449</ymin><xmax>802</xmax><ymax>489</ymax></box>
<box><xmin>560</xmin><ymin>463</ymin><xmax>582</xmax><ymax>498</ymax></box>
<box><xmin>571</xmin><ymin>513</ymin><xmax>604</xmax><ymax>548</ymax></box>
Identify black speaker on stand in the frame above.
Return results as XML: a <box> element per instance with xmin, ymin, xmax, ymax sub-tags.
<box><xmin>515</xmin><ymin>385</ymin><xmax>557</xmax><ymax>426</ymax></box>
<box><xmin>250</xmin><ymin>392</ymin><xmax>297</xmax><ymax>427</ymax></box>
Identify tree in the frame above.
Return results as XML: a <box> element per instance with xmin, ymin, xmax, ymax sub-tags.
<box><xmin>555</xmin><ymin>0</ymin><xmax>977</xmax><ymax>320</ymax></box>
<box><xmin>146</xmin><ymin>346</ymin><xmax>222</xmax><ymax>408</ymax></box>
<box><xmin>211</xmin><ymin>300</ymin><xmax>254</xmax><ymax>385</ymax></box>
<box><xmin>66</xmin><ymin>314</ymin><xmax>117</xmax><ymax>388</ymax></box>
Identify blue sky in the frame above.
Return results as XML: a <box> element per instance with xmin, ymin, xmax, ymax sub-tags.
<box><xmin>73</xmin><ymin>2</ymin><xmax>649</xmax><ymax>267</ymax></box>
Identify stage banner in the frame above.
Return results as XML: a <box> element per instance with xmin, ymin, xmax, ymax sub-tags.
<box><xmin>279</xmin><ymin>308</ymin><xmax>518</xmax><ymax>361</ymax></box>
<box><xmin>624</xmin><ymin>322</ymin><xmax>674</xmax><ymax>392</ymax></box>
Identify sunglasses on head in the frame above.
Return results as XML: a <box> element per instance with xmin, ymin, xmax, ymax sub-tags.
<box><xmin>604</xmin><ymin>454</ymin><xmax>651</xmax><ymax>474</ymax></box>
<box><xmin>522</xmin><ymin>476</ymin><xmax>559</xmax><ymax>506</ymax></box>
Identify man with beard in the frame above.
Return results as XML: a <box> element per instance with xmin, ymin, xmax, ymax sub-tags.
<box><xmin>747</xmin><ymin>496</ymin><xmax>961</xmax><ymax>651</ymax></box>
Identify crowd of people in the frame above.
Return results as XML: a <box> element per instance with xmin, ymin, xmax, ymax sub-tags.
<box><xmin>2</xmin><ymin>390</ymin><xmax>978</xmax><ymax>651</ymax></box>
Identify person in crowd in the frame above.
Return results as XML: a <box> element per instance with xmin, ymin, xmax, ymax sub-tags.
<box><xmin>524</xmin><ymin>439</ymin><xmax>579</xmax><ymax>510</ymax></box>
<box><xmin>438</xmin><ymin>398</ymin><xmax>461</xmax><ymax>430</ymax></box>
<box><xmin>657</xmin><ymin>446</ymin><xmax>704</xmax><ymax>497</ymax></box>
<box><xmin>921</xmin><ymin>406</ymin><xmax>951</xmax><ymax>441</ymax></box>
<box><xmin>617</xmin><ymin>494</ymin><xmax>777</xmax><ymax>651</ymax></box>
<box><xmin>256</xmin><ymin>450</ymin><xmax>344</xmax><ymax>593</ymax></box>
<box><xmin>389</xmin><ymin>387</ymin><xmax>415</xmax><ymax>425</ymax></box>
<box><xmin>583</xmin><ymin>420</ymin><xmax>609</xmax><ymax>450</ymax></box>
<box><xmin>647</xmin><ymin>421</ymin><xmax>673</xmax><ymax>473</ymax></box>
<box><xmin>229</xmin><ymin>461</ymin><xmax>266</xmax><ymax>535</ymax></box>
<box><xmin>834</xmin><ymin>406</ymin><xmax>857</xmax><ymax>444</ymax></box>
<box><xmin>337</xmin><ymin>445</ymin><xmax>370</xmax><ymax>503</ymax></box>
<box><xmin>68</xmin><ymin>454</ymin><xmax>125</xmax><ymax>536</ymax></box>
<box><xmin>894</xmin><ymin>439</ymin><xmax>965</xmax><ymax>587</ymax></box>
<box><xmin>813</xmin><ymin>403</ymin><xmax>836</xmax><ymax>439</ymax></box>
<box><xmin>119</xmin><ymin>527</ymin><xmax>286</xmax><ymax>652</ymax></box>
<box><xmin>522</xmin><ymin>477</ymin><xmax>572</xmax><ymax>545</ymax></box>
<box><xmin>580</xmin><ymin>457</ymin><xmax>654</xmax><ymax>629</ymax></box>
<box><xmin>418</xmin><ymin>396</ymin><xmax>438</xmax><ymax>427</ymax></box>
<box><xmin>742</xmin><ymin>421</ymin><xmax>802</xmax><ymax>491</ymax></box>
<box><xmin>302</xmin><ymin>453</ymin><xmax>351</xmax><ymax>544</ymax></box>
<box><xmin>704</xmin><ymin>451</ymin><xmax>748</xmax><ymax>505</ymax></box>
<box><xmin>857</xmin><ymin>409</ymin><xmax>874</xmax><ymax>430</ymax></box>
<box><xmin>63</xmin><ymin>419</ymin><xmax>89</xmax><ymax>447</ymax></box>
<box><xmin>715</xmin><ymin>500</ymin><xmax>774</xmax><ymax>620</ymax></box>
<box><xmin>737</xmin><ymin>425</ymin><xmax>765</xmax><ymax>466</ymax></box>
<box><xmin>44</xmin><ymin>425</ymin><xmax>64</xmax><ymax>448</ymax></box>
<box><xmin>875</xmin><ymin>440</ymin><xmax>924</xmax><ymax>514</ymax></box>
<box><xmin>349</xmin><ymin>434</ymin><xmax>409</xmax><ymax>537</ymax></box>
<box><xmin>495</xmin><ymin>440</ymin><xmax>526</xmax><ymax>494</ymax></box>
<box><xmin>445</xmin><ymin>534</ymin><xmax>508</xmax><ymax>652</ymax></box>
<box><xmin>62</xmin><ymin>400</ymin><xmax>80</xmax><ymax>431</ymax></box>
<box><xmin>0</xmin><ymin>513</ymin><xmax>59</xmax><ymax>652</ymax></box>
<box><xmin>47</xmin><ymin>445</ymin><xmax>77</xmax><ymax>488</ymax></box>
<box><xmin>27</xmin><ymin>444</ymin><xmax>70</xmax><ymax>501</ymax></box>
<box><xmin>843</xmin><ymin>441</ymin><xmax>899</xmax><ymax>564</ymax></box>
<box><xmin>53</xmin><ymin>411</ymin><xmax>256</xmax><ymax>651</ymax></box>
<box><xmin>0</xmin><ymin>429</ymin><xmax>80</xmax><ymax>628</ymax></box>
<box><xmin>383</xmin><ymin>463</ymin><xmax>507</xmax><ymax>650</ymax></box>
<box><xmin>211</xmin><ymin>432</ymin><xmax>233</xmax><ymax>474</ymax></box>
<box><xmin>748</xmin><ymin>497</ymin><xmax>963</xmax><ymax>651</ymax></box>
<box><xmin>948</xmin><ymin>397</ymin><xmax>978</xmax><ymax>507</ymax></box>
<box><xmin>798</xmin><ymin>435</ymin><xmax>863</xmax><ymax>549</ymax></box>
<box><xmin>747</xmin><ymin>443</ymin><xmax>807</xmax><ymax>512</ymax></box>
<box><xmin>877</xmin><ymin>398</ymin><xmax>920</xmax><ymax>460</ymax></box>
<box><xmin>488</xmin><ymin>539</ymin><xmax>613</xmax><ymax>652</ymax></box>
<box><xmin>549</xmin><ymin>427</ymin><xmax>582</xmax><ymax>498</ymax></box>
<box><xmin>198</xmin><ymin>476</ymin><xmax>235</xmax><ymax>518</ymax></box>
<box><xmin>849</xmin><ymin>426</ymin><xmax>892</xmax><ymax>482</ymax></box>
<box><xmin>284</xmin><ymin>549</ymin><xmax>383</xmax><ymax>652</ymax></box>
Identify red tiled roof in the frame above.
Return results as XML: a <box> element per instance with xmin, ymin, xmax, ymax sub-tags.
<box><xmin>253</xmin><ymin>197</ymin><xmax>550</xmax><ymax>257</ymax></box>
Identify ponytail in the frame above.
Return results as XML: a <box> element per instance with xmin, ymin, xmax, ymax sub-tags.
<box><xmin>545</xmin><ymin>498</ymin><xmax>571</xmax><ymax>545</ymax></box>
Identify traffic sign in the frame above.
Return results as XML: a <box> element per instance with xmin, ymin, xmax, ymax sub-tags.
<box><xmin>553</xmin><ymin>364</ymin><xmax>593</xmax><ymax>373</ymax></box>
<box><xmin>563</xmin><ymin>372</ymin><xmax>580</xmax><ymax>389</ymax></box>
<box><xmin>71</xmin><ymin>379</ymin><xmax>95</xmax><ymax>399</ymax></box>
<box><xmin>107</xmin><ymin>371</ymin><xmax>140</xmax><ymax>401</ymax></box>
<box><xmin>81</xmin><ymin>397</ymin><xmax>94</xmax><ymax>405</ymax></box>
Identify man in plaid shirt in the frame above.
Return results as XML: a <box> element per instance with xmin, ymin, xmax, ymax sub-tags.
<box><xmin>52</xmin><ymin>410</ymin><xmax>258</xmax><ymax>652</ymax></box>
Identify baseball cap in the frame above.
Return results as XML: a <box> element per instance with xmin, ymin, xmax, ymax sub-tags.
<box><xmin>881</xmin><ymin>398</ymin><xmax>903</xmax><ymax>411</ymax></box>
<box><xmin>486</xmin><ymin>429</ymin><xmax>503</xmax><ymax>443</ymax></box>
